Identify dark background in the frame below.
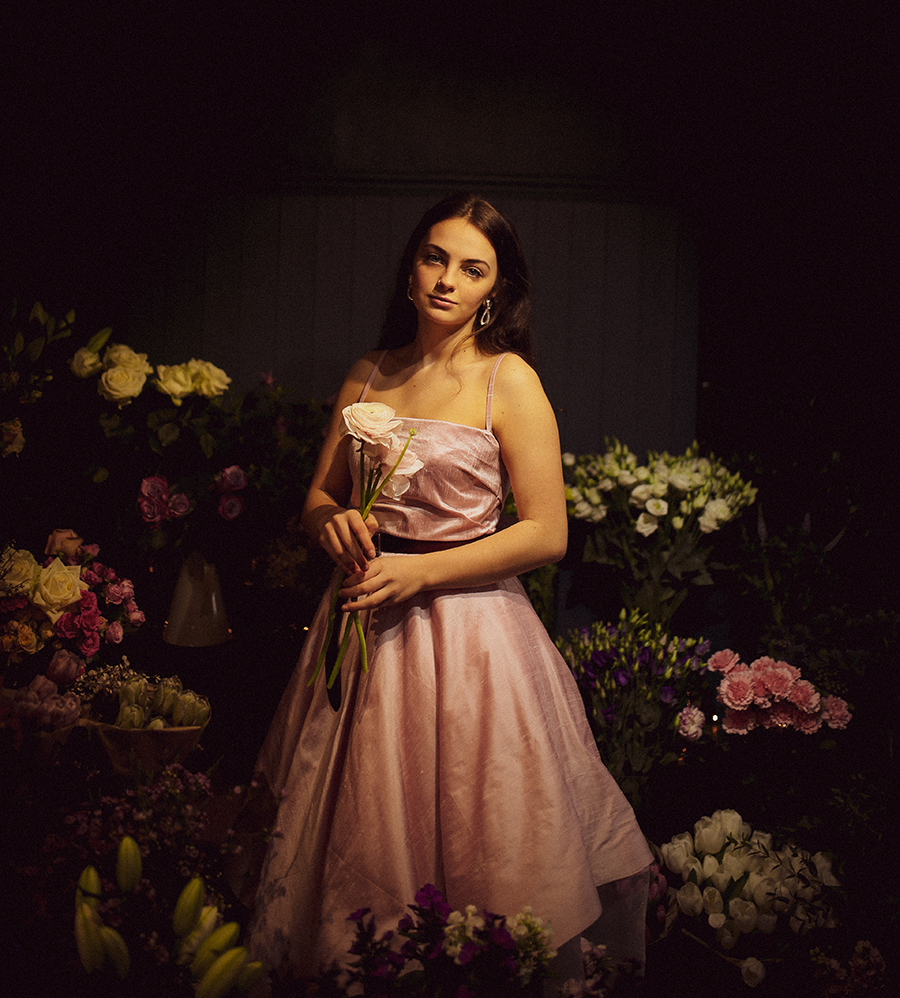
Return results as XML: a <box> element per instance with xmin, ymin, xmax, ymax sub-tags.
<box><xmin>3</xmin><ymin>2</ymin><xmax>896</xmax><ymax>591</ymax></box>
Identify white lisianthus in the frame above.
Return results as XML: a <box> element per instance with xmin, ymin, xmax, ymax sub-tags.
<box><xmin>635</xmin><ymin>512</ymin><xmax>658</xmax><ymax>537</ymax></box>
<box><xmin>630</xmin><ymin>484</ymin><xmax>653</xmax><ymax>506</ymax></box>
<box><xmin>668</xmin><ymin>471</ymin><xmax>691</xmax><ymax>491</ymax></box>
<box><xmin>676</xmin><ymin>882</ymin><xmax>703</xmax><ymax>916</ymax></box>
<box><xmin>740</xmin><ymin>957</ymin><xmax>766</xmax><ymax>987</ymax></box>
<box><xmin>596</xmin><ymin>476</ymin><xmax>615</xmax><ymax>491</ymax></box>
<box><xmin>705</xmin><ymin>497</ymin><xmax>733</xmax><ymax>523</ymax></box>
<box><xmin>716</xmin><ymin>919</ymin><xmax>741</xmax><ymax>951</ymax></box>
<box><xmin>634</xmin><ymin>465</ymin><xmax>650</xmax><ymax>481</ymax></box>
<box><xmin>651</xmin><ymin>479</ymin><xmax>669</xmax><ymax>498</ymax></box>
<box><xmin>645</xmin><ymin>498</ymin><xmax>668</xmax><ymax>517</ymax></box>
<box><xmin>618</xmin><ymin>471</ymin><xmax>638</xmax><ymax>486</ymax></box>
<box><xmin>698</xmin><ymin>512</ymin><xmax>720</xmax><ymax>534</ymax></box>
<box><xmin>671</xmin><ymin>515</ymin><xmax>685</xmax><ymax>530</ymax></box>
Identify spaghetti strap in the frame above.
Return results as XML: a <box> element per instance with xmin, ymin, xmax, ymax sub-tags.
<box><xmin>485</xmin><ymin>353</ymin><xmax>507</xmax><ymax>433</ymax></box>
<box><xmin>358</xmin><ymin>350</ymin><xmax>388</xmax><ymax>402</ymax></box>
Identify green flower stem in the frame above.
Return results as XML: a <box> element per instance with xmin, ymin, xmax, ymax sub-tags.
<box><xmin>307</xmin><ymin>568</ymin><xmax>345</xmax><ymax>687</ymax></box>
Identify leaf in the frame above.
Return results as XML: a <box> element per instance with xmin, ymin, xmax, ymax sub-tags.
<box><xmin>26</xmin><ymin>335</ymin><xmax>46</xmax><ymax>362</ymax></box>
<box><xmin>88</xmin><ymin>326</ymin><xmax>113</xmax><ymax>353</ymax></box>
<box><xmin>199</xmin><ymin>431</ymin><xmax>216</xmax><ymax>459</ymax></box>
<box><xmin>12</xmin><ymin>331</ymin><xmax>24</xmax><ymax>356</ymax></box>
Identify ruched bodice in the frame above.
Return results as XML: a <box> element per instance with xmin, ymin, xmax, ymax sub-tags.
<box><xmin>350</xmin><ymin>418</ymin><xmax>510</xmax><ymax>543</ymax></box>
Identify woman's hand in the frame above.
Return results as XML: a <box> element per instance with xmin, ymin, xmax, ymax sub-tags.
<box><xmin>338</xmin><ymin>555</ymin><xmax>424</xmax><ymax>611</ymax></box>
<box><xmin>318</xmin><ymin>509</ymin><xmax>379</xmax><ymax>575</ymax></box>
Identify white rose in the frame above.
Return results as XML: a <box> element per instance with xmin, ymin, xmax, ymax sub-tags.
<box><xmin>98</xmin><ymin>365</ymin><xmax>147</xmax><ymax>404</ymax></box>
<box><xmin>629</xmin><ymin>483</ymin><xmax>653</xmax><ymax>506</ymax></box>
<box><xmin>69</xmin><ymin>347</ymin><xmax>103</xmax><ymax>378</ymax></box>
<box><xmin>740</xmin><ymin>957</ymin><xmax>766</xmax><ymax>987</ymax></box>
<box><xmin>154</xmin><ymin>363</ymin><xmax>195</xmax><ymax>404</ymax></box>
<box><xmin>645</xmin><ymin>498</ymin><xmax>668</xmax><ymax>517</ymax></box>
<box><xmin>102</xmin><ymin>343</ymin><xmax>153</xmax><ymax>374</ymax></box>
<box><xmin>635</xmin><ymin>512</ymin><xmax>658</xmax><ymax>537</ymax></box>
<box><xmin>30</xmin><ymin>558</ymin><xmax>89</xmax><ymax>623</ymax></box>
<box><xmin>1</xmin><ymin>547</ymin><xmax>40</xmax><ymax>595</ymax></box>
<box><xmin>188</xmin><ymin>358</ymin><xmax>231</xmax><ymax>397</ymax></box>
<box><xmin>342</xmin><ymin>402</ymin><xmax>402</xmax><ymax>446</ymax></box>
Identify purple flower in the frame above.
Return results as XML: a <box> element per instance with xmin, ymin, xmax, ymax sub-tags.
<box><xmin>613</xmin><ymin>668</ymin><xmax>630</xmax><ymax>687</ymax></box>
<box><xmin>660</xmin><ymin>685</ymin><xmax>676</xmax><ymax>704</ymax></box>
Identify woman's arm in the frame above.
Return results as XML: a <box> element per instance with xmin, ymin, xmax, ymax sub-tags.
<box><xmin>301</xmin><ymin>355</ymin><xmax>382</xmax><ymax>575</ymax></box>
<box><xmin>339</xmin><ymin>354</ymin><xmax>568</xmax><ymax>609</ymax></box>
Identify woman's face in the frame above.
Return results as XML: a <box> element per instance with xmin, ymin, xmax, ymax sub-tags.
<box><xmin>409</xmin><ymin>217</ymin><xmax>498</xmax><ymax>330</ymax></box>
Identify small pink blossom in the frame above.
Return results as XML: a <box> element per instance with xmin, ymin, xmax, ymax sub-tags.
<box><xmin>821</xmin><ymin>695</ymin><xmax>852</xmax><ymax>729</ymax></box>
<box><xmin>722</xmin><ymin>708</ymin><xmax>757</xmax><ymax>734</ymax></box>
<box><xmin>216</xmin><ymin>465</ymin><xmax>248</xmax><ymax>492</ymax></box>
<box><xmin>81</xmin><ymin>543</ymin><xmax>100</xmax><ymax>559</ymax></box>
<box><xmin>787</xmin><ymin>679</ymin><xmax>821</xmax><ymax>714</ymax></box>
<box><xmin>707</xmin><ymin>649</ymin><xmax>741</xmax><ymax>674</ymax></box>
<box><xmin>105</xmin><ymin>582</ymin><xmax>126</xmax><ymax>605</ymax></box>
<box><xmin>218</xmin><ymin>493</ymin><xmax>246</xmax><ymax>520</ymax></box>
<box><xmin>719</xmin><ymin>672</ymin><xmax>756</xmax><ymax>710</ymax></box>
<box><xmin>105</xmin><ymin>620</ymin><xmax>124</xmax><ymax>644</ymax></box>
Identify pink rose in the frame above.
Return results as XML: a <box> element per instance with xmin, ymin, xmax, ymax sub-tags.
<box><xmin>821</xmin><ymin>695</ymin><xmax>851</xmax><ymax>729</ymax></box>
<box><xmin>707</xmin><ymin>649</ymin><xmax>741</xmax><ymax>674</ymax></box>
<box><xmin>216</xmin><ymin>465</ymin><xmax>248</xmax><ymax>492</ymax></box>
<box><xmin>141</xmin><ymin>476</ymin><xmax>170</xmax><ymax>499</ymax></box>
<box><xmin>218</xmin><ymin>493</ymin><xmax>246</xmax><ymax>520</ymax></box>
<box><xmin>45</xmin><ymin>529</ymin><xmax>84</xmax><ymax>561</ymax></box>
<box><xmin>46</xmin><ymin>648</ymin><xmax>86</xmax><ymax>686</ymax></box>
<box><xmin>127</xmin><ymin>606</ymin><xmax>146</xmax><ymax>626</ymax></box>
<box><xmin>78</xmin><ymin>631</ymin><xmax>101</xmax><ymax>658</ymax></box>
<box><xmin>105</xmin><ymin>620</ymin><xmax>124</xmax><ymax>644</ymax></box>
<box><xmin>167</xmin><ymin>493</ymin><xmax>193</xmax><ymax>518</ymax></box>
<box><xmin>139</xmin><ymin>495</ymin><xmax>168</xmax><ymax>526</ymax></box>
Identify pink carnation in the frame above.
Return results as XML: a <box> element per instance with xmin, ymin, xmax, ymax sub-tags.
<box><xmin>707</xmin><ymin>649</ymin><xmax>742</xmax><ymax>674</ymax></box>
<box><xmin>787</xmin><ymin>679</ymin><xmax>821</xmax><ymax>714</ymax></box>
<box><xmin>821</xmin><ymin>695</ymin><xmax>852</xmax><ymax>730</ymax></box>
<box><xmin>677</xmin><ymin>705</ymin><xmax>706</xmax><ymax>742</ymax></box>
<box><xmin>760</xmin><ymin>665</ymin><xmax>796</xmax><ymax>699</ymax></box>
<box><xmin>722</xmin><ymin>708</ymin><xmax>757</xmax><ymax>734</ymax></box>
<box><xmin>793</xmin><ymin>708</ymin><xmax>823</xmax><ymax>734</ymax></box>
<box><xmin>718</xmin><ymin>671</ymin><xmax>756</xmax><ymax>710</ymax></box>
<box><xmin>78</xmin><ymin>630</ymin><xmax>101</xmax><ymax>658</ymax></box>
<box><xmin>55</xmin><ymin>611</ymin><xmax>80</xmax><ymax>640</ymax></box>
<box><xmin>766</xmin><ymin>701</ymin><xmax>796</xmax><ymax>728</ymax></box>
<box><xmin>750</xmin><ymin>673</ymin><xmax>772</xmax><ymax>707</ymax></box>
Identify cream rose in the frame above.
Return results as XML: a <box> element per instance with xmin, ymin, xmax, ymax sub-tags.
<box><xmin>98</xmin><ymin>365</ymin><xmax>147</xmax><ymax>404</ymax></box>
<box><xmin>69</xmin><ymin>347</ymin><xmax>104</xmax><ymax>378</ymax></box>
<box><xmin>154</xmin><ymin>363</ymin><xmax>195</xmax><ymax>405</ymax></box>
<box><xmin>1</xmin><ymin>547</ymin><xmax>40</xmax><ymax>595</ymax></box>
<box><xmin>31</xmin><ymin>558</ymin><xmax>89</xmax><ymax>623</ymax></box>
<box><xmin>341</xmin><ymin>402</ymin><xmax>403</xmax><ymax>445</ymax></box>
<box><xmin>188</xmin><ymin>358</ymin><xmax>231</xmax><ymax>397</ymax></box>
<box><xmin>102</xmin><ymin>343</ymin><xmax>153</xmax><ymax>374</ymax></box>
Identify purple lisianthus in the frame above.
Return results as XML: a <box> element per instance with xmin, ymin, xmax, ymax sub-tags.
<box><xmin>660</xmin><ymin>685</ymin><xmax>676</xmax><ymax>704</ymax></box>
<box><xmin>613</xmin><ymin>668</ymin><xmax>630</xmax><ymax>687</ymax></box>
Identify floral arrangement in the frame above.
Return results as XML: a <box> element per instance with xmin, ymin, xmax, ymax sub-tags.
<box><xmin>314</xmin><ymin>883</ymin><xmax>557</xmax><ymax>996</ymax></box>
<box><xmin>556</xmin><ymin>608</ymin><xmax>710</xmax><ymax>805</ymax></box>
<box><xmin>657</xmin><ymin>808</ymin><xmax>841</xmax><ymax>987</ymax></box>
<box><xmin>706</xmin><ymin>648</ymin><xmax>852</xmax><ymax>736</ymax></box>
<box><xmin>1</xmin><ymin>531</ymin><xmax>145</xmax><ymax>742</ymax></box>
<box><xmin>563</xmin><ymin>440</ymin><xmax>757</xmax><ymax>624</ymax></box>
<box><xmin>310</xmin><ymin>401</ymin><xmax>420</xmax><ymax>689</ymax></box>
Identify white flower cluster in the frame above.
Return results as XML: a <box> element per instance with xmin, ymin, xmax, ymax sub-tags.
<box><xmin>442</xmin><ymin>904</ymin><xmax>556</xmax><ymax>985</ymax></box>
<box><xmin>661</xmin><ymin>808</ymin><xmax>840</xmax><ymax>951</ymax></box>
<box><xmin>71</xmin><ymin>341</ymin><xmax>230</xmax><ymax>408</ymax></box>
<box><xmin>563</xmin><ymin>440</ymin><xmax>757</xmax><ymax>538</ymax></box>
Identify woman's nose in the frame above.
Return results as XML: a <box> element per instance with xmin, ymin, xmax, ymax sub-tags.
<box><xmin>435</xmin><ymin>270</ymin><xmax>455</xmax><ymax>291</ymax></box>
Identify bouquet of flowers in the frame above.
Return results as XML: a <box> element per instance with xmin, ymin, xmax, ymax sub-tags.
<box><xmin>657</xmin><ymin>808</ymin><xmax>841</xmax><ymax>987</ymax></box>
<box><xmin>706</xmin><ymin>648</ymin><xmax>852</xmax><ymax>736</ymax></box>
<box><xmin>557</xmin><ymin>609</ymin><xmax>710</xmax><ymax>806</ymax></box>
<box><xmin>563</xmin><ymin>440</ymin><xmax>757</xmax><ymax>625</ymax></box>
<box><xmin>315</xmin><ymin>883</ymin><xmax>556</xmax><ymax>996</ymax></box>
<box><xmin>309</xmin><ymin>402</ymin><xmax>420</xmax><ymax>689</ymax></box>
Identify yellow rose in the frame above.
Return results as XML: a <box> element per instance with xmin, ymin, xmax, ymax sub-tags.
<box><xmin>1</xmin><ymin>547</ymin><xmax>40</xmax><ymax>595</ymax></box>
<box><xmin>187</xmin><ymin>359</ymin><xmax>231</xmax><ymax>397</ymax></box>
<box><xmin>31</xmin><ymin>558</ymin><xmax>89</xmax><ymax>623</ymax></box>
<box><xmin>102</xmin><ymin>343</ymin><xmax>153</xmax><ymax>374</ymax></box>
<box><xmin>98</xmin><ymin>366</ymin><xmax>147</xmax><ymax>404</ymax></box>
<box><xmin>154</xmin><ymin>363</ymin><xmax>195</xmax><ymax>405</ymax></box>
<box><xmin>69</xmin><ymin>347</ymin><xmax>103</xmax><ymax>378</ymax></box>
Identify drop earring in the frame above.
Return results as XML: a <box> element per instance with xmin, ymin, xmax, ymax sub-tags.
<box><xmin>479</xmin><ymin>298</ymin><xmax>493</xmax><ymax>326</ymax></box>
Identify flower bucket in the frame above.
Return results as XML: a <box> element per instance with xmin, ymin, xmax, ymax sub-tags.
<box><xmin>79</xmin><ymin>718</ymin><xmax>204</xmax><ymax>775</ymax></box>
<box><xmin>163</xmin><ymin>550</ymin><xmax>230</xmax><ymax>646</ymax></box>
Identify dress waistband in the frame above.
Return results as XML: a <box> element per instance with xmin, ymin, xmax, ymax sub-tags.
<box><xmin>376</xmin><ymin>534</ymin><xmax>485</xmax><ymax>555</ymax></box>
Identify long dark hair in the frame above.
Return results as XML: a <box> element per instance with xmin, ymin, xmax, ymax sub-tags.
<box><xmin>377</xmin><ymin>193</ymin><xmax>535</xmax><ymax>363</ymax></box>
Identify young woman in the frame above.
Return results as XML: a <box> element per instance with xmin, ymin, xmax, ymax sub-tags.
<box><xmin>243</xmin><ymin>194</ymin><xmax>652</xmax><ymax>989</ymax></box>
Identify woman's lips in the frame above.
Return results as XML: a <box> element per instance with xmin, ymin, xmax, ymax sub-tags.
<box><xmin>428</xmin><ymin>295</ymin><xmax>455</xmax><ymax>307</ymax></box>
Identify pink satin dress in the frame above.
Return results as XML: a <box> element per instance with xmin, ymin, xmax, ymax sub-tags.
<box><xmin>245</xmin><ymin>354</ymin><xmax>652</xmax><ymax>981</ymax></box>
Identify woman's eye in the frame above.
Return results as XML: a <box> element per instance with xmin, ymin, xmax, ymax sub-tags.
<box><xmin>425</xmin><ymin>252</ymin><xmax>442</xmax><ymax>263</ymax></box>
<box><xmin>466</xmin><ymin>267</ymin><xmax>483</xmax><ymax>278</ymax></box>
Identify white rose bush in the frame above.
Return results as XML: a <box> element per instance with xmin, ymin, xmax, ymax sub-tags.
<box><xmin>655</xmin><ymin>808</ymin><xmax>841</xmax><ymax>987</ymax></box>
<box><xmin>563</xmin><ymin>439</ymin><xmax>757</xmax><ymax>625</ymax></box>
